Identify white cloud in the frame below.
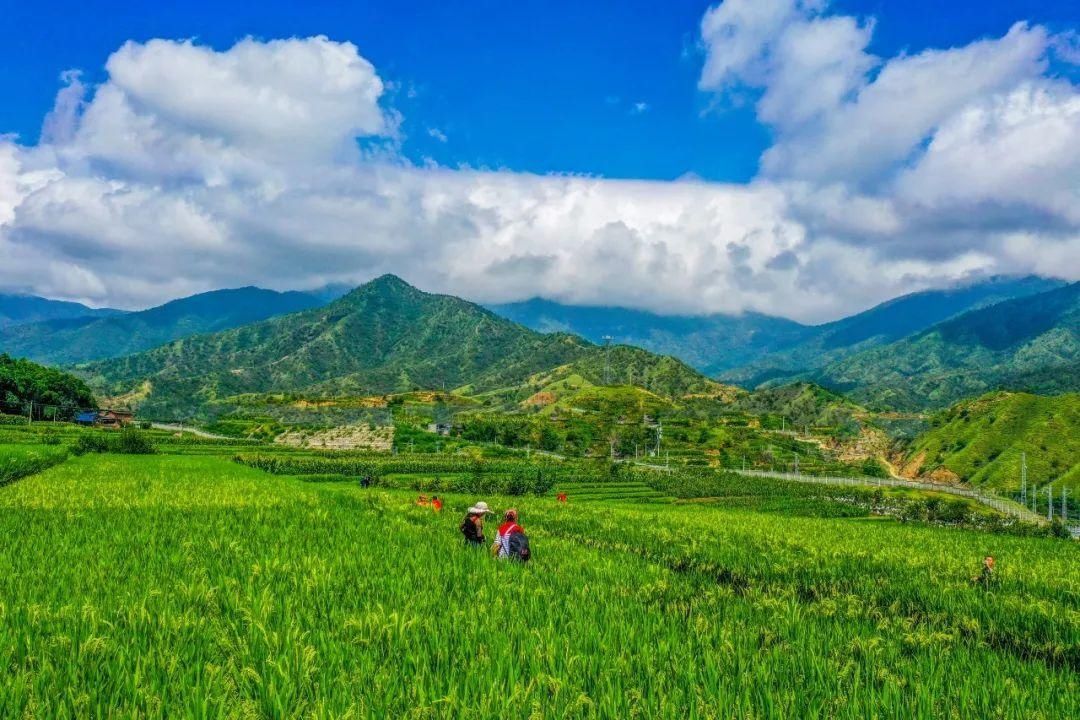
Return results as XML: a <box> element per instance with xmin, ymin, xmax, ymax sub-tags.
<box><xmin>0</xmin><ymin>28</ymin><xmax>1077</xmax><ymax>323</ymax></box>
<box><xmin>427</xmin><ymin>127</ymin><xmax>448</xmax><ymax>143</ymax></box>
<box><xmin>631</xmin><ymin>101</ymin><xmax>650</xmax><ymax>114</ymax></box>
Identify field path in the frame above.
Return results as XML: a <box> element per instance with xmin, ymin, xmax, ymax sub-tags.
<box><xmin>150</xmin><ymin>423</ymin><xmax>233</xmax><ymax>440</ymax></box>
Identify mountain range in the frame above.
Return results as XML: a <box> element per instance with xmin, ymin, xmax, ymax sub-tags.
<box><xmin>810</xmin><ymin>282</ymin><xmax>1079</xmax><ymax>410</ymax></box>
<box><xmin>0</xmin><ymin>287</ymin><xmax>325</xmax><ymax>365</ymax></box>
<box><xmin>82</xmin><ymin>275</ymin><xmax>720</xmax><ymax>419</ymax></box>
<box><xmin>0</xmin><ymin>294</ymin><xmax>120</xmax><ymax>329</ymax></box>
<box><xmin>492</xmin><ymin>276</ymin><xmax>1064</xmax><ymax>383</ymax></box>
<box><xmin>3</xmin><ymin>274</ymin><xmax>1076</xmax><ymax>416</ymax></box>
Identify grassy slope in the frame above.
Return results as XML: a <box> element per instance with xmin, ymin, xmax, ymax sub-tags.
<box><xmin>903</xmin><ymin>392</ymin><xmax>1080</xmax><ymax>494</ymax></box>
<box><xmin>0</xmin><ymin>453</ymin><xmax>1076</xmax><ymax>717</ymax></box>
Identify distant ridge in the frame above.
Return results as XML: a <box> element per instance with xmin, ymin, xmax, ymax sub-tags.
<box><xmin>0</xmin><ymin>294</ymin><xmax>120</xmax><ymax>329</ymax></box>
<box><xmin>490</xmin><ymin>276</ymin><xmax>1064</xmax><ymax>383</ymax></box>
<box><xmin>810</xmin><ymin>282</ymin><xmax>1080</xmax><ymax>410</ymax></box>
<box><xmin>0</xmin><ymin>287</ymin><xmax>324</xmax><ymax>365</ymax></box>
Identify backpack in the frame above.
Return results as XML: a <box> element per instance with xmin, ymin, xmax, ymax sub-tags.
<box><xmin>507</xmin><ymin>531</ymin><xmax>531</xmax><ymax>563</ymax></box>
<box><xmin>461</xmin><ymin>516</ymin><xmax>479</xmax><ymax>542</ymax></box>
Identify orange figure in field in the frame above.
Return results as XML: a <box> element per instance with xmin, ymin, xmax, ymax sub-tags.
<box><xmin>416</xmin><ymin>495</ymin><xmax>429</xmax><ymax>507</ymax></box>
<box><xmin>431</xmin><ymin>496</ymin><xmax>443</xmax><ymax>512</ymax></box>
<box><xmin>557</xmin><ymin>492</ymin><xmax>568</xmax><ymax>504</ymax></box>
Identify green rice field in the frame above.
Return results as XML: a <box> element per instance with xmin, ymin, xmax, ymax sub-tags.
<box><xmin>0</xmin><ymin>443</ymin><xmax>1076</xmax><ymax>717</ymax></box>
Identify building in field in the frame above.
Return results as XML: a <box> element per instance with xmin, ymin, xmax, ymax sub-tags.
<box><xmin>97</xmin><ymin>409</ymin><xmax>135</xmax><ymax>427</ymax></box>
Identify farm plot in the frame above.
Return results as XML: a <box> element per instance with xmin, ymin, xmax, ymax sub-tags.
<box><xmin>0</xmin><ymin>452</ymin><xmax>1076</xmax><ymax>718</ymax></box>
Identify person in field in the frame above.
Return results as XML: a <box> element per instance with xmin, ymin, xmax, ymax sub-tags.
<box><xmin>557</xmin><ymin>492</ymin><xmax>568</xmax><ymax>503</ymax></box>
<box><xmin>461</xmin><ymin>501</ymin><xmax>490</xmax><ymax>546</ymax></box>
<box><xmin>431</xmin><ymin>495</ymin><xmax>443</xmax><ymax>512</ymax></box>
<box><xmin>972</xmin><ymin>555</ymin><xmax>996</xmax><ymax>587</ymax></box>
<box><xmin>492</xmin><ymin>508</ymin><xmax>531</xmax><ymax>562</ymax></box>
<box><xmin>416</xmin><ymin>494</ymin><xmax>429</xmax><ymax>507</ymax></box>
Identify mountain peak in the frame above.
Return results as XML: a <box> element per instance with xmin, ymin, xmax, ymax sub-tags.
<box><xmin>339</xmin><ymin>274</ymin><xmax>421</xmax><ymax>301</ymax></box>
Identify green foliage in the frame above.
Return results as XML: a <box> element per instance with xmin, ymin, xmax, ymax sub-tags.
<box><xmin>0</xmin><ymin>353</ymin><xmax>96</xmax><ymax>419</ymax></box>
<box><xmin>72</xmin><ymin>429</ymin><xmax>156</xmax><ymax>455</ymax></box>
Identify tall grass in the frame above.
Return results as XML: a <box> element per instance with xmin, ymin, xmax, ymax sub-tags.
<box><xmin>0</xmin><ymin>443</ymin><xmax>68</xmax><ymax>487</ymax></box>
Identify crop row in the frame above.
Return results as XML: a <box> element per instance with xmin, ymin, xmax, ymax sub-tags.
<box><xmin>0</xmin><ymin>444</ymin><xmax>69</xmax><ymax>487</ymax></box>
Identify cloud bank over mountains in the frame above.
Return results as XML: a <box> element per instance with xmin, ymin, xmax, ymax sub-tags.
<box><xmin>0</xmin><ymin>1</ymin><xmax>1077</xmax><ymax>322</ymax></box>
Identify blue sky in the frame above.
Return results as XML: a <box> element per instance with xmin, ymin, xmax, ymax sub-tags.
<box><xmin>0</xmin><ymin>1</ymin><xmax>1077</xmax><ymax>319</ymax></box>
<box><xmin>2</xmin><ymin>0</ymin><xmax>1076</xmax><ymax>182</ymax></box>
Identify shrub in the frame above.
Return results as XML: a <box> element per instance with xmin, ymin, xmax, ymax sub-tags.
<box><xmin>115</xmin><ymin>428</ymin><xmax>156</xmax><ymax>455</ymax></box>
<box><xmin>72</xmin><ymin>434</ymin><xmax>110</xmax><ymax>455</ymax></box>
<box><xmin>71</xmin><ymin>429</ymin><xmax>156</xmax><ymax>455</ymax></box>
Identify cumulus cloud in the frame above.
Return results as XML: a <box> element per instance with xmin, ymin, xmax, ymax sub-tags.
<box><xmin>0</xmin><ymin>22</ymin><xmax>1077</xmax><ymax>323</ymax></box>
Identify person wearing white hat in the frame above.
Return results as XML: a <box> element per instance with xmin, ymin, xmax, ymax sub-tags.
<box><xmin>460</xmin><ymin>501</ymin><xmax>491</xmax><ymax>547</ymax></box>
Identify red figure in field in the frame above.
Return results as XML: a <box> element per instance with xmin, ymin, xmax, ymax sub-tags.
<box><xmin>492</xmin><ymin>508</ymin><xmax>531</xmax><ymax>562</ymax></box>
<box><xmin>431</xmin><ymin>496</ymin><xmax>443</xmax><ymax>512</ymax></box>
<box><xmin>557</xmin><ymin>492</ymin><xmax>568</xmax><ymax>503</ymax></box>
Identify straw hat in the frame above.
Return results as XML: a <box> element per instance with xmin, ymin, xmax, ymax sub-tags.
<box><xmin>468</xmin><ymin>501</ymin><xmax>492</xmax><ymax>515</ymax></box>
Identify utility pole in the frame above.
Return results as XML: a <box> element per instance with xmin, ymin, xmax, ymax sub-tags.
<box><xmin>1021</xmin><ymin>452</ymin><xmax>1027</xmax><ymax>505</ymax></box>
<box><xmin>1047</xmin><ymin>485</ymin><xmax>1053</xmax><ymax>521</ymax></box>
<box><xmin>602</xmin><ymin>336</ymin><xmax>613</xmax><ymax>385</ymax></box>
<box><xmin>794</xmin><ymin>452</ymin><xmax>799</xmax><ymax>476</ymax></box>
<box><xmin>1062</xmin><ymin>488</ymin><xmax>1068</xmax><ymax>522</ymax></box>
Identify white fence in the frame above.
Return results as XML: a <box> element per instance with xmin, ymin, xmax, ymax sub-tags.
<box><xmin>733</xmin><ymin>468</ymin><xmax>1047</xmax><ymax>523</ymax></box>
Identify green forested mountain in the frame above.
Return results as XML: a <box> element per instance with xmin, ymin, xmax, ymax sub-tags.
<box><xmin>0</xmin><ymin>294</ymin><xmax>119</xmax><ymax>329</ymax></box>
<box><xmin>811</xmin><ymin>283</ymin><xmax>1079</xmax><ymax>410</ymax></box>
<box><xmin>0</xmin><ymin>287</ymin><xmax>324</xmax><ymax>365</ymax></box>
<box><xmin>900</xmin><ymin>392</ymin><xmax>1079</xmax><ymax>495</ymax></box>
<box><xmin>82</xmin><ymin>276</ymin><xmax>585</xmax><ymax>418</ymax></box>
<box><xmin>85</xmin><ymin>276</ymin><xmax>723</xmax><ymax>419</ymax></box>
<box><xmin>0</xmin><ymin>354</ymin><xmax>96</xmax><ymax>418</ymax></box>
<box><xmin>720</xmin><ymin>276</ymin><xmax>1064</xmax><ymax>386</ymax></box>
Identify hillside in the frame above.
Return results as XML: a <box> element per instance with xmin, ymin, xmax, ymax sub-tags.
<box><xmin>0</xmin><ymin>294</ymin><xmax>119</xmax><ymax>329</ymax></box>
<box><xmin>812</xmin><ymin>283</ymin><xmax>1080</xmax><ymax>410</ymax></box>
<box><xmin>82</xmin><ymin>276</ymin><xmax>600</xmax><ymax>418</ymax></box>
<box><xmin>0</xmin><ymin>353</ymin><xmax>96</xmax><ymax>418</ymax></box>
<box><xmin>900</xmin><ymin>392</ymin><xmax>1079</xmax><ymax>496</ymax></box>
<box><xmin>0</xmin><ymin>287</ymin><xmax>324</xmax><ymax>365</ymax></box>
<box><xmin>719</xmin><ymin>276</ymin><xmax>1063</xmax><ymax>386</ymax></box>
<box><xmin>470</xmin><ymin>344</ymin><xmax>733</xmax><ymax>410</ymax></box>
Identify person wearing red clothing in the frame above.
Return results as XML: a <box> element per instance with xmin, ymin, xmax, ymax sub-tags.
<box><xmin>492</xmin><ymin>508</ymin><xmax>523</xmax><ymax>558</ymax></box>
<box><xmin>431</xmin><ymin>496</ymin><xmax>443</xmax><ymax>512</ymax></box>
<box><xmin>557</xmin><ymin>492</ymin><xmax>568</xmax><ymax>503</ymax></box>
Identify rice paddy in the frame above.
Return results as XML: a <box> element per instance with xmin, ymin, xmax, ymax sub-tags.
<box><xmin>0</xmin><ymin>446</ymin><xmax>1076</xmax><ymax>718</ymax></box>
